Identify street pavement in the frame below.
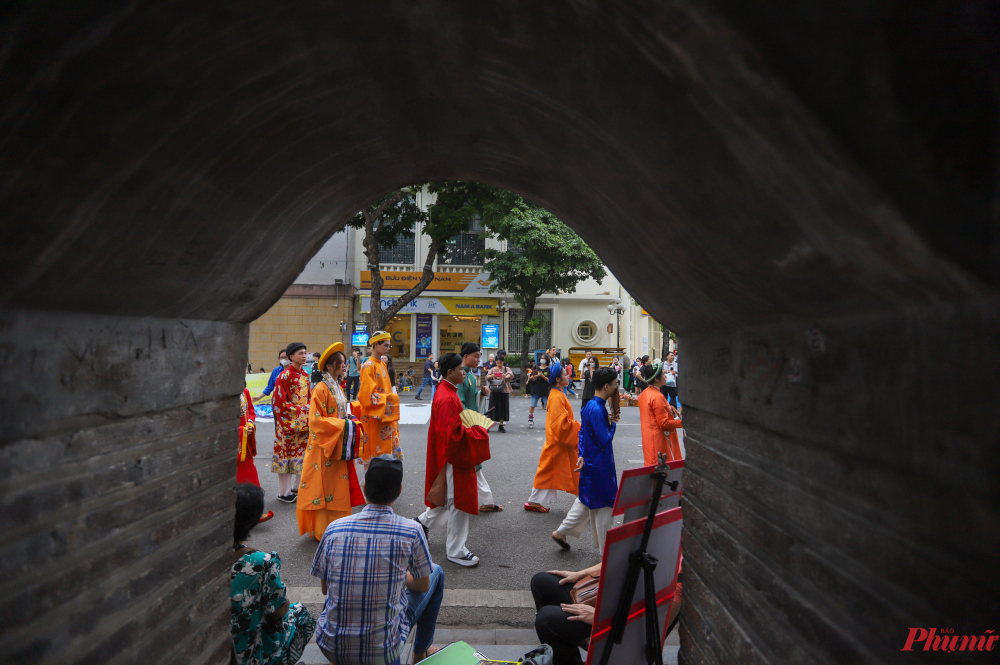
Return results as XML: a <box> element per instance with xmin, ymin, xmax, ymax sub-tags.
<box><xmin>248</xmin><ymin>387</ymin><xmax>653</xmax><ymax>629</ymax></box>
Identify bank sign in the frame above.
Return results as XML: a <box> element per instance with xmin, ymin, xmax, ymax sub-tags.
<box><xmin>360</xmin><ymin>271</ymin><xmax>494</xmax><ymax>293</ymax></box>
<box><xmin>361</xmin><ymin>296</ymin><xmax>498</xmax><ymax>315</ymax></box>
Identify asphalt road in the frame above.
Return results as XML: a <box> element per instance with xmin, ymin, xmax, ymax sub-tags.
<box><xmin>246</xmin><ymin>388</ymin><xmax>648</xmax><ymax>626</ymax></box>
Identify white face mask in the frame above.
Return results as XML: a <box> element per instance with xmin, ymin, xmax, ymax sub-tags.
<box><xmin>280</xmin><ymin>358</ymin><xmax>290</xmax><ymax>367</ymax></box>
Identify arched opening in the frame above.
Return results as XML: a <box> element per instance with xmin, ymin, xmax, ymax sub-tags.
<box><xmin>1</xmin><ymin>3</ymin><xmax>996</xmax><ymax>664</ymax></box>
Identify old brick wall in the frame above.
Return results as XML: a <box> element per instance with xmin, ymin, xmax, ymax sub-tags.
<box><xmin>248</xmin><ymin>288</ymin><xmax>355</xmax><ymax>374</ymax></box>
<box><xmin>678</xmin><ymin>299</ymin><xmax>1000</xmax><ymax>664</ymax></box>
<box><xmin>0</xmin><ymin>310</ymin><xmax>246</xmax><ymax>665</ymax></box>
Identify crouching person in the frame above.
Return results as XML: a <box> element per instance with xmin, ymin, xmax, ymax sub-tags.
<box><xmin>231</xmin><ymin>484</ymin><xmax>315</xmax><ymax>665</ymax></box>
<box><xmin>312</xmin><ymin>456</ymin><xmax>444</xmax><ymax>665</ymax></box>
<box><xmin>530</xmin><ymin>565</ymin><xmax>600</xmax><ymax>665</ymax></box>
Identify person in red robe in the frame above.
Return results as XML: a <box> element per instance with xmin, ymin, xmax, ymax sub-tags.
<box><xmin>237</xmin><ymin>388</ymin><xmax>273</xmax><ymax>522</ymax></box>
<box><xmin>415</xmin><ymin>352</ymin><xmax>491</xmax><ymax>567</ymax></box>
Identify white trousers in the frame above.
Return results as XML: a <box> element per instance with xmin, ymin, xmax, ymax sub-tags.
<box><xmin>418</xmin><ymin>464</ymin><xmax>472</xmax><ymax>558</ymax></box>
<box><xmin>527</xmin><ymin>487</ymin><xmax>560</xmax><ymax>507</ymax></box>
<box><xmin>557</xmin><ymin>498</ymin><xmax>614</xmax><ymax>552</ymax></box>
<box><xmin>277</xmin><ymin>473</ymin><xmax>300</xmax><ymax>496</ymax></box>
<box><xmin>477</xmin><ymin>469</ymin><xmax>494</xmax><ymax>506</ymax></box>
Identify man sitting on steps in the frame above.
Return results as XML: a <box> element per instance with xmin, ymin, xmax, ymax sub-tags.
<box><xmin>311</xmin><ymin>456</ymin><xmax>444</xmax><ymax>665</ymax></box>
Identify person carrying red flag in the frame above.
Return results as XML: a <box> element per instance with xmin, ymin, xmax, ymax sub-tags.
<box><xmin>415</xmin><ymin>352</ymin><xmax>492</xmax><ymax>567</ymax></box>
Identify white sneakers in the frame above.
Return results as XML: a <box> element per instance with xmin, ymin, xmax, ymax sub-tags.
<box><xmin>447</xmin><ymin>551</ymin><xmax>480</xmax><ymax>567</ymax></box>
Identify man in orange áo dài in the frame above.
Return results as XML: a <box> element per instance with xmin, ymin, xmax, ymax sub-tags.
<box><xmin>525</xmin><ymin>364</ymin><xmax>581</xmax><ymax>513</ymax></box>
<box><xmin>352</xmin><ymin>331</ymin><xmax>403</xmax><ymax>482</ymax></box>
<box><xmin>637</xmin><ymin>362</ymin><xmax>684</xmax><ymax>464</ymax></box>
<box><xmin>415</xmin><ymin>352</ymin><xmax>492</xmax><ymax>567</ymax></box>
<box><xmin>297</xmin><ymin>342</ymin><xmax>366</xmax><ymax>541</ymax></box>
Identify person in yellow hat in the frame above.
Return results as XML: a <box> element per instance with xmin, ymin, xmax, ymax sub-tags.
<box><xmin>353</xmin><ymin>331</ymin><xmax>403</xmax><ymax>483</ymax></box>
<box><xmin>297</xmin><ymin>342</ymin><xmax>367</xmax><ymax>540</ymax></box>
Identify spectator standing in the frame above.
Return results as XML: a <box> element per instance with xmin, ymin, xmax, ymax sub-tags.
<box><xmin>577</xmin><ymin>350</ymin><xmax>593</xmax><ymax>378</ymax></box>
<box><xmin>485</xmin><ymin>353</ymin><xmax>514</xmax><ymax>433</ymax></box>
<box><xmin>662</xmin><ymin>350</ymin><xmax>679</xmax><ymax>407</ymax></box>
<box><xmin>312</xmin><ymin>458</ymin><xmax>444</xmax><ymax>665</ymax></box>
<box><xmin>415</xmin><ymin>353</ymin><xmax>436</xmax><ymax>400</ymax></box>
<box><xmin>580</xmin><ymin>357</ymin><xmax>599</xmax><ymax>410</ymax></box>
<box><xmin>564</xmin><ymin>362</ymin><xmax>578</xmax><ymax>397</ymax></box>
<box><xmin>345</xmin><ymin>349</ymin><xmax>362</xmax><ymax>401</ymax></box>
<box><xmin>527</xmin><ymin>358</ymin><xmax>551</xmax><ymax>429</ymax></box>
<box><xmin>255</xmin><ymin>349</ymin><xmax>289</xmax><ymax>401</ymax></box>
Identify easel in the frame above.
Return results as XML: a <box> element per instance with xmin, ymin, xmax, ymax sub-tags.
<box><xmin>599</xmin><ymin>453</ymin><xmax>673</xmax><ymax>665</ymax></box>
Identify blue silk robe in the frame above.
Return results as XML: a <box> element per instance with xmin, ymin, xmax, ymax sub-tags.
<box><xmin>577</xmin><ymin>395</ymin><xmax>618</xmax><ymax>509</ymax></box>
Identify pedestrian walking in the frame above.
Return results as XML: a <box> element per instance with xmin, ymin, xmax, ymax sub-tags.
<box><xmin>485</xmin><ymin>353</ymin><xmax>514</xmax><ymax>433</ymax></box>
<box><xmin>552</xmin><ymin>367</ymin><xmax>621</xmax><ymax>553</ymax></box>
<box><xmin>527</xmin><ymin>358</ymin><xmax>551</xmax><ymax>429</ymax></box>
<box><xmin>454</xmin><ymin>342</ymin><xmax>501</xmax><ymax>513</ymax></box>
<box><xmin>416</xmin><ymin>353</ymin><xmax>492</xmax><ymax>567</ymax></box>
<box><xmin>564</xmin><ymin>361</ymin><xmax>578</xmax><ymax>397</ymax></box>
<box><xmin>271</xmin><ymin>342</ymin><xmax>311</xmax><ymax>502</ymax></box>
<box><xmin>415</xmin><ymin>353</ymin><xmax>436</xmax><ymax>400</ymax></box>
<box><xmin>525</xmin><ymin>365</ymin><xmax>580</xmax><ymax>513</ymax></box>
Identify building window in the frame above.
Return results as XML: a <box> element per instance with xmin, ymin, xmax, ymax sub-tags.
<box><xmin>573</xmin><ymin>319</ymin><xmax>600</xmax><ymax>345</ymax></box>
<box><xmin>507</xmin><ymin>309</ymin><xmax>552</xmax><ymax>352</ymax></box>
<box><xmin>440</xmin><ymin>232</ymin><xmax>485</xmax><ymax>266</ymax></box>
<box><xmin>381</xmin><ymin>233</ymin><xmax>415</xmax><ymax>265</ymax></box>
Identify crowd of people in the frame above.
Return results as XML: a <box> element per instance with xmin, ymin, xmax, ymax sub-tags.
<box><xmin>233</xmin><ymin>334</ymin><xmax>683</xmax><ymax>665</ymax></box>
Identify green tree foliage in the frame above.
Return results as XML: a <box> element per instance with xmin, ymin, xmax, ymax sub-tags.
<box><xmin>481</xmin><ymin>201</ymin><xmax>606</xmax><ymax>387</ymax></box>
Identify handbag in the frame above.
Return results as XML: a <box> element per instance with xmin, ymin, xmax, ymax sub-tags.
<box><xmin>519</xmin><ymin>644</ymin><xmax>553</xmax><ymax>665</ymax></box>
<box><xmin>570</xmin><ymin>572</ymin><xmax>600</xmax><ymax>607</ymax></box>
<box><xmin>488</xmin><ymin>370</ymin><xmax>506</xmax><ymax>393</ymax></box>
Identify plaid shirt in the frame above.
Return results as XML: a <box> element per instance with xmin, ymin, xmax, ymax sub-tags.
<box><xmin>310</xmin><ymin>504</ymin><xmax>433</xmax><ymax>665</ymax></box>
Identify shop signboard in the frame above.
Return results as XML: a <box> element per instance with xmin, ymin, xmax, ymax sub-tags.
<box><xmin>416</xmin><ymin>315</ymin><xmax>433</xmax><ymax>358</ymax></box>
<box><xmin>351</xmin><ymin>323</ymin><xmax>368</xmax><ymax>347</ymax></box>
<box><xmin>360</xmin><ymin>270</ymin><xmax>494</xmax><ymax>293</ymax></box>
<box><xmin>481</xmin><ymin>324</ymin><xmax>500</xmax><ymax>349</ymax></box>
<box><xmin>360</xmin><ymin>296</ymin><xmax>498</xmax><ymax>315</ymax></box>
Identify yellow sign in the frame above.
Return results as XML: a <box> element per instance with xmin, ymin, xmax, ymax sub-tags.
<box><xmin>360</xmin><ymin>270</ymin><xmax>494</xmax><ymax>293</ymax></box>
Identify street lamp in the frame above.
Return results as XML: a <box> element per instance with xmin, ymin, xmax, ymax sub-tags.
<box><xmin>497</xmin><ymin>300</ymin><xmax>509</xmax><ymax>351</ymax></box>
<box><xmin>607</xmin><ymin>298</ymin><xmax>626</xmax><ymax>348</ymax></box>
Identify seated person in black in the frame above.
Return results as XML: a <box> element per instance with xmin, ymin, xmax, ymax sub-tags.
<box><xmin>530</xmin><ymin>564</ymin><xmax>600</xmax><ymax>665</ymax></box>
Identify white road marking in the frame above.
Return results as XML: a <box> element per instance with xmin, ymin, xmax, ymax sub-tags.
<box><xmin>398</xmin><ymin>404</ymin><xmax>432</xmax><ymax>424</ymax></box>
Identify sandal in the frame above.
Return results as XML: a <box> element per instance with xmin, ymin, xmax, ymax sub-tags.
<box><xmin>524</xmin><ymin>503</ymin><xmax>550</xmax><ymax>513</ymax></box>
<box><xmin>413</xmin><ymin>645</ymin><xmax>443</xmax><ymax>663</ymax></box>
<box><xmin>258</xmin><ymin>510</ymin><xmax>274</xmax><ymax>523</ymax></box>
<box><xmin>552</xmin><ymin>534</ymin><xmax>571</xmax><ymax>551</ymax></box>
<box><xmin>479</xmin><ymin>504</ymin><xmax>503</xmax><ymax>512</ymax></box>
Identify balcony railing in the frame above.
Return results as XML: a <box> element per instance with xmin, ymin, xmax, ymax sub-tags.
<box><xmin>439</xmin><ymin>232</ymin><xmax>485</xmax><ymax>266</ymax></box>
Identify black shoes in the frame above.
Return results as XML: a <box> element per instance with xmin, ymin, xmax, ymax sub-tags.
<box><xmin>497</xmin><ymin>424</ymin><xmax>506</xmax><ymax>433</ymax></box>
<box><xmin>276</xmin><ymin>494</ymin><xmax>296</xmax><ymax>503</ymax></box>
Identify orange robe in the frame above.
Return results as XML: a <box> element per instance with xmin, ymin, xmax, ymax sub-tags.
<box><xmin>532</xmin><ymin>389</ymin><xmax>581</xmax><ymax>494</ymax></box>
<box><xmin>352</xmin><ymin>357</ymin><xmax>402</xmax><ymax>461</ymax></box>
<box><xmin>637</xmin><ymin>386</ymin><xmax>683</xmax><ymax>464</ymax></box>
<box><xmin>297</xmin><ymin>380</ymin><xmax>366</xmax><ymax>540</ymax></box>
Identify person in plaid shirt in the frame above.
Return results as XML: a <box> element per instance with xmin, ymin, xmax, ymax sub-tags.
<box><xmin>311</xmin><ymin>456</ymin><xmax>444</xmax><ymax>665</ymax></box>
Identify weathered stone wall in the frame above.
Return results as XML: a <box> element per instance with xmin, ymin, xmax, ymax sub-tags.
<box><xmin>0</xmin><ymin>310</ymin><xmax>246</xmax><ymax>665</ymax></box>
<box><xmin>679</xmin><ymin>299</ymin><xmax>1000</xmax><ymax>664</ymax></box>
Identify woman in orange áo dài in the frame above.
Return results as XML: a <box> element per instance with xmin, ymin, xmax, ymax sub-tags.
<box><xmin>296</xmin><ymin>342</ymin><xmax>366</xmax><ymax>541</ymax></box>
<box><xmin>525</xmin><ymin>364</ymin><xmax>581</xmax><ymax>515</ymax></box>
<box><xmin>636</xmin><ymin>362</ymin><xmax>683</xmax><ymax>465</ymax></box>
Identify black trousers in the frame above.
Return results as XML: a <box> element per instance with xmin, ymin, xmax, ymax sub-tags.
<box><xmin>345</xmin><ymin>375</ymin><xmax>360</xmax><ymax>400</ymax></box>
<box><xmin>660</xmin><ymin>384</ymin><xmax>678</xmax><ymax>407</ymax></box>
<box><xmin>531</xmin><ymin>572</ymin><xmax>592</xmax><ymax>665</ymax></box>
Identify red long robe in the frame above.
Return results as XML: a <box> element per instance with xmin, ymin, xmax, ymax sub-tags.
<box><xmin>423</xmin><ymin>379</ymin><xmax>491</xmax><ymax>515</ymax></box>
<box><xmin>237</xmin><ymin>388</ymin><xmax>260</xmax><ymax>485</ymax></box>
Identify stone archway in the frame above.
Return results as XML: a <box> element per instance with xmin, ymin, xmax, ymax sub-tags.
<box><xmin>1</xmin><ymin>3</ymin><xmax>996</xmax><ymax>664</ymax></box>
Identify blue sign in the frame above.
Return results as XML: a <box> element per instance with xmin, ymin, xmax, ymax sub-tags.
<box><xmin>481</xmin><ymin>324</ymin><xmax>500</xmax><ymax>349</ymax></box>
<box><xmin>351</xmin><ymin>323</ymin><xmax>368</xmax><ymax>347</ymax></box>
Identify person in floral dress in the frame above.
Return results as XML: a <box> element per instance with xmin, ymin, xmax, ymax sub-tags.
<box><xmin>231</xmin><ymin>484</ymin><xmax>315</xmax><ymax>665</ymax></box>
<box><xmin>271</xmin><ymin>342</ymin><xmax>311</xmax><ymax>502</ymax></box>
<box><xmin>352</xmin><ymin>332</ymin><xmax>403</xmax><ymax>485</ymax></box>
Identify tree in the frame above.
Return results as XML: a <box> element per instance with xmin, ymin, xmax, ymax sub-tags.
<box><xmin>481</xmin><ymin>200</ymin><xmax>606</xmax><ymax>389</ymax></box>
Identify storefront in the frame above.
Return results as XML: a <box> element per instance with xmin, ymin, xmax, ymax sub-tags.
<box><xmin>359</xmin><ymin>295</ymin><xmax>500</xmax><ymax>361</ymax></box>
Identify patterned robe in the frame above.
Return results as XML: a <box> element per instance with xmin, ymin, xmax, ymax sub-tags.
<box><xmin>237</xmin><ymin>388</ymin><xmax>261</xmax><ymax>485</ymax></box>
<box><xmin>352</xmin><ymin>357</ymin><xmax>402</xmax><ymax>461</ymax></box>
<box><xmin>271</xmin><ymin>365</ymin><xmax>310</xmax><ymax>474</ymax></box>
<box><xmin>297</xmin><ymin>378</ymin><xmax>366</xmax><ymax>539</ymax></box>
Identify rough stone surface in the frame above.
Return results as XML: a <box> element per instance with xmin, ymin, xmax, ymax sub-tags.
<box><xmin>0</xmin><ymin>2</ymin><xmax>996</xmax><ymax>665</ymax></box>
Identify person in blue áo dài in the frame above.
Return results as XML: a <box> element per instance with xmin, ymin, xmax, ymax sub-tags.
<box><xmin>552</xmin><ymin>367</ymin><xmax>621</xmax><ymax>553</ymax></box>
